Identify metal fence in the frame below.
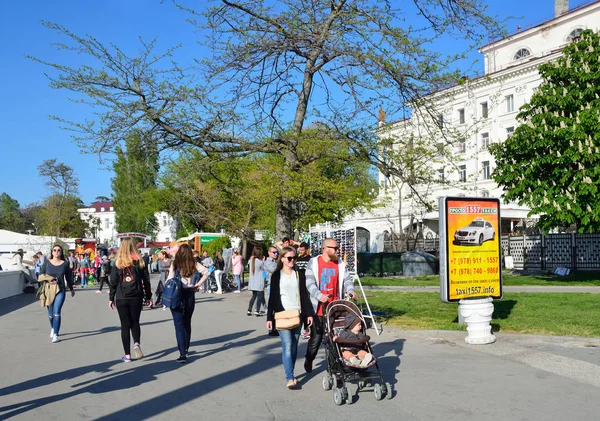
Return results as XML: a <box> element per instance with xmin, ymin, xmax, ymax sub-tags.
<box><xmin>386</xmin><ymin>232</ymin><xmax>600</xmax><ymax>270</ymax></box>
<box><xmin>501</xmin><ymin>233</ymin><xmax>600</xmax><ymax>270</ymax></box>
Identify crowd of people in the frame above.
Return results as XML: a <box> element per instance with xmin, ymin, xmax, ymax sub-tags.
<box><xmin>28</xmin><ymin>235</ymin><xmax>359</xmax><ymax>389</ymax></box>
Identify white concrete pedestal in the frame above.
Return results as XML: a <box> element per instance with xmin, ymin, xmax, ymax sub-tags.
<box><xmin>459</xmin><ymin>297</ymin><xmax>496</xmax><ymax>345</ymax></box>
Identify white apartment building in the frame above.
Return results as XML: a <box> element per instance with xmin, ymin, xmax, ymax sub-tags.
<box><xmin>78</xmin><ymin>201</ymin><xmax>177</xmax><ymax>245</ymax></box>
<box><xmin>323</xmin><ymin>0</ymin><xmax>600</xmax><ymax>251</ymax></box>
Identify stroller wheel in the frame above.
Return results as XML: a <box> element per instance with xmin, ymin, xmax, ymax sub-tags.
<box><xmin>385</xmin><ymin>382</ymin><xmax>393</xmax><ymax>400</ymax></box>
<box><xmin>374</xmin><ymin>383</ymin><xmax>384</xmax><ymax>401</ymax></box>
<box><xmin>322</xmin><ymin>374</ymin><xmax>333</xmax><ymax>391</ymax></box>
<box><xmin>333</xmin><ymin>388</ymin><xmax>344</xmax><ymax>406</ymax></box>
<box><xmin>358</xmin><ymin>380</ymin><xmax>367</xmax><ymax>390</ymax></box>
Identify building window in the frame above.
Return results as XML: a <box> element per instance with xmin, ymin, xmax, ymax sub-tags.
<box><xmin>100</xmin><ymin>207</ymin><xmax>105</xmax><ymax>212</ymax></box>
<box><xmin>437</xmin><ymin>114</ymin><xmax>444</xmax><ymax>129</ymax></box>
<box><xmin>481</xmin><ymin>189</ymin><xmax>490</xmax><ymax>198</ymax></box>
<box><xmin>481</xmin><ymin>132</ymin><xmax>490</xmax><ymax>150</ymax></box>
<box><xmin>459</xmin><ymin>165</ymin><xmax>467</xmax><ymax>182</ymax></box>
<box><xmin>438</xmin><ymin>168</ymin><xmax>445</xmax><ymax>182</ymax></box>
<box><xmin>165</xmin><ymin>237</ymin><xmax>170</xmax><ymax>242</ymax></box>
<box><xmin>506</xmin><ymin>126</ymin><xmax>515</xmax><ymax>138</ymax></box>
<box><xmin>482</xmin><ymin>161</ymin><xmax>491</xmax><ymax>180</ymax></box>
<box><xmin>105</xmin><ymin>218</ymin><xmax>109</xmax><ymax>229</ymax></box>
<box><xmin>458</xmin><ymin>108</ymin><xmax>465</xmax><ymax>124</ymax></box>
<box><xmin>506</xmin><ymin>94</ymin><xmax>514</xmax><ymax>112</ymax></box>
<box><xmin>568</xmin><ymin>28</ymin><xmax>584</xmax><ymax>41</ymax></box>
<box><xmin>513</xmin><ymin>48</ymin><xmax>530</xmax><ymax>60</ymax></box>
<box><xmin>163</xmin><ymin>216</ymin><xmax>167</xmax><ymax>225</ymax></box>
<box><xmin>480</xmin><ymin>102</ymin><xmax>488</xmax><ymax>119</ymax></box>
<box><xmin>110</xmin><ymin>207</ymin><xmax>114</xmax><ymax>211</ymax></box>
<box><xmin>458</xmin><ymin>138</ymin><xmax>466</xmax><ymax>154</ymax></box>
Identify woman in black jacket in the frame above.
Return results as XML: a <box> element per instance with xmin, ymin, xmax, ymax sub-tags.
<box><xmin>109</xmin><ymin>238</ymin><xmax>153</xmax><ymax>362</ymax></box>
<box><xmin>266</xmin><ymin>247</ymin><xmax>314</xmax><ymax>389</ymax></box>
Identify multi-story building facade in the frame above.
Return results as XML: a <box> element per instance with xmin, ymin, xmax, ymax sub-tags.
<box><xmin>78</xmin><ymin>201</ymin><xmax>177</xmax><ymax>245</ymax></box>
<box><xmin>321</xmin><ymin>0</ymin><xmax>600</xmax><ymax>252</ymax></box>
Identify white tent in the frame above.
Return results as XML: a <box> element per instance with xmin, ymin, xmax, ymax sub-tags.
<box><xmin>0</xmin><ymin>230</ymin><xmax>77</xmax><ymax>268</ymax></box>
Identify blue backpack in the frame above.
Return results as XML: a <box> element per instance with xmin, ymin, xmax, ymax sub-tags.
<box><xmin>162</xmin><ymin>270</ymin><xmax>183</xmax><ymax>310</ymax></box>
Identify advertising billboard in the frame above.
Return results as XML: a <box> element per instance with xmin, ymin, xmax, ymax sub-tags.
<box><xmin>439</xmin><ymin>197</ymin><xmax>502</xmax><ymax>303</ymax></box>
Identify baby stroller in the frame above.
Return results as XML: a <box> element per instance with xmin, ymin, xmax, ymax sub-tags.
<box><xmin>322</xmin><ymin>300</ymin><xmax>392</xmax><ymax>405</ymax></box>
<box><xmin>207</xmin><ymin>269</ymin><xmax>236</xmax><ymax>293</ymax></box>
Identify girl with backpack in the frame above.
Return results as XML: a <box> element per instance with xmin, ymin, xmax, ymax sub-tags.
<box><xmin>167</xmin><ymin>244</ymin><xmax>209</xmax><ymax>363</ymax></box>
<box><xmin>108</xmin><ymin>238</ymin><xmax>153</xmax><ymax>362</ymax></box>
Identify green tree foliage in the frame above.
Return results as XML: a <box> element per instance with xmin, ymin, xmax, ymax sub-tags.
<box><xmin>490</xmin><ymin>30</ymin><xmax>600</xmax><ymax>233</ymax></box>
<box><xmin>161</xmin><ymin>126</ymin><xmax>378</xmax><ymax>241</ymax></box>
<box><xmin>37</xmin><ymin>159</ymin><xmax>82</xmax><ymax>237</ymax></box>
<box><xmin>0</xmin><ymin>193</ymin><xmax>26</xmax><ymax>233</ymax></box>
<box><xmin>32</xmin><ymin>1</ymin><xmax>502</xmax><ymax>239</ymax></box>
<box><xmin>112</xmin><ymin>131</ymin><xmax>160</xmax><ymax>235</ymax></box>
<box><xmin>38</xmin><ymin>194</ymin><xmax>88</xmax><ymax>237</ymax></box>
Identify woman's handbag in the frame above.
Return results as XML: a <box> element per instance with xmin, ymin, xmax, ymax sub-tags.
<box><xmin>274</xmin><ymin>310</ymin><xmax>301</xmax><ymax>330</ymax></box>
<box><xmin>273</xmin><ymin>270</ymin><xmax>301</xmax><ymax>330</ymax></box>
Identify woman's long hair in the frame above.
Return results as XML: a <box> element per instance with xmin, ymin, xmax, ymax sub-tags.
<box><xmin>250</xmin><ymin>246</ymin><xmax>263</xmax><ymax>273</ymax></box>
<box><xmin>116</xmin><ymin>238</ymin><xmax>144</xmax><ymax>269</ymax></box>
<box><xmin>276</xmin><ymin>247</ymin><xmax>296</xmax><ymax>271</ymax></box>
<box><xmin>173</xmin><ymin>244</ymin><xmax>196</xmax><ymax>277</ymax></box>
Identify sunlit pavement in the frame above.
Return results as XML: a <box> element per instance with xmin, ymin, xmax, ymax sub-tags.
<box><xmin>1</xmin><ymin>276</ymin><xmax>599</xmax><ymax>421</ymax></box>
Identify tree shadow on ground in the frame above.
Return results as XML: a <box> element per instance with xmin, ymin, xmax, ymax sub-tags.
<box><xmin>59</xmin><ymin>320</ymin><xmax>170</xmax><ymax>342</ymax></box>
<box><xmin>491</xmin><ymin>299</ymin><xmax>517</xmax><ymax>332</ymax></box>
<box><xmin>0</xmin><ymin>332</ymin><xmax>279</xmax><ymax>420</ymax></box>
<box><xmin>0</xmin><ymin>294</ymin><xmax>37</xmax><ymax>317</ymax></box>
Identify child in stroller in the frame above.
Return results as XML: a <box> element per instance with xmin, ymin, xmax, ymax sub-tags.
<box><xmin>323</xmin><ymin>300</ymin><xmax>391</xmax><ymax>405</ymax></box>
<box><xmin>335</xmin><ymin>314</ymin><xmax>375</xmax><ymax>368</ymax></box>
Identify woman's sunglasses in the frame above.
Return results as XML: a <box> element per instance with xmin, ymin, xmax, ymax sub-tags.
<box><xmin>283</xmin><ymin>256</ymin><xmax>297</xmax><ymax>262</ymax></box>
<box><xmin>52</xmin><ymin>248</ymin><xmax>62</xmax><ymax>252</ymax></box>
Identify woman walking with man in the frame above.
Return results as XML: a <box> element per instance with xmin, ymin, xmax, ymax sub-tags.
<box><xmin>266</xmin><ymin>246</ymin><xmax>314</xmax><ymax>388</ymax></box>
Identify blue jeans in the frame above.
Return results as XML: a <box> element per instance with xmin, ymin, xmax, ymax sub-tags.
<box><xmin>171</xmin><ymin>288</ymin><xmax>196</xmax><ymax>357</ymax></box>
<box><xmin>278</xmin><ymin>325</ymin><xmax>301</xmax><ymax>381</ymax></box>
<box><xmin>234</xmin><ymin>274</ymin><xmax>241</xmax><ymax>291</ymax></box>
<box><xmin>47</xmin><ymin>291</ymin><xmax>66</xmax><ymax>335</ymax></box>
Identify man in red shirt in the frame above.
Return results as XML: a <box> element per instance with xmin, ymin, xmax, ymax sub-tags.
<box><xmin>303</xmin><ymin>238</ymin><xmax>357</xmax><ymax>373</ymax></box>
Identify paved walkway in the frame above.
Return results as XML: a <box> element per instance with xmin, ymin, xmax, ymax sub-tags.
<box><xmin>1</xmin><ymin>277</ymin><xmax>599</xmax><ymax>421</ymax></box>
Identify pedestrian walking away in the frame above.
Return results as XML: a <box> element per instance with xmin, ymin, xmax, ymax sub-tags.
<box><xmin>213</xmin><ymin>251</ymin><xmax>225</xmax><ymax>294</ymax></box>
<box><xmin>167</xmin><ymin>244</ymin><xmax>209</xmax><ymax>363</ymax></box>
<box><xmin>303</xmin><ymin>238</ymin><xmax>357</xmax><ymax>373</ymax></box>
<box><xmin>266</xmin><ymin>247</ymin><xmax>315</xmax><ymax>389</ymax></box>
<box><xmin>247</xmin><ymin>247</ymin><xmax>266</xmax><ymax>316</ymax></box>
<box><xmin>231</xmin><ymin>248</ymin><xmax>244</xmax><ymax>293</ymax></box>
<box><xmin>108</xmin><ymin>238</ymin><xmax>153</xmax><ymax>363</ymax></box>
<box><xmin>39</xmin><ymin>244</ymin><xmax>75</xmax><ymax>343</ymax></box>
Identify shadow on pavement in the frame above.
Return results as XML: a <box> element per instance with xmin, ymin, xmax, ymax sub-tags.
<box><xmin>0</xmin><ymin>294</ymin><xmax>37</xmax><ymax>317</ymax></box>
<box><xmin>490</xmin><ymin>299</ymin><xmax>517</xmax><ymax>332</ymax></box>
<box><xmin>58</xmin><ymin>319</ymin><xmax>170</xmax><ymax>342</ymax></box>
<box><xmin>0</xmin><ymin>331</ymin><xmax>279</xmax><ymax>421</ymax></box>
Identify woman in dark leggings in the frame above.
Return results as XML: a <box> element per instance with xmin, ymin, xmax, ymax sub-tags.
<box><xmin>109</xmin><ymin>238</ymin><xmax>152</xmax><ymax>362</ymax></box>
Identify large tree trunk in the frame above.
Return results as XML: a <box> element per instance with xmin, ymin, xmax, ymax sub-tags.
<box><xmin>275</xmin><ymin>198</ymin><xmax>292</xmax><ymax>240</ymax></box>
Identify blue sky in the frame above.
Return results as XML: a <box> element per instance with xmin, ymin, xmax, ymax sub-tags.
<box><xmin>0</xmin><ymin>0</ymin><xmax>586</xmax><ymax>208</ymax></box>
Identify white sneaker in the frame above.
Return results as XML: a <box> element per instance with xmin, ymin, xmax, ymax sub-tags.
<box><xmin>360</xmin><ymin>353</ymin><xmax>374</xmax><ymax>368</ymax></box>
<box><xmin>163</xmin><ymin>305</ymin><xmax>167</xmax><ymax>311</ymax></box>
<box><xmin>50</xmin><ymin>328</ymin><xmax>54</xmax><ymax>338</ymax></box>
<box><xmin>234</xmin><ymin>291</ymin><xmax>241</xmax><ymax>294</ymax></box>
<box><xmin>52</xmin><ymin>334</ymin><xmax>60</xmax><ymax>343</ymax></box>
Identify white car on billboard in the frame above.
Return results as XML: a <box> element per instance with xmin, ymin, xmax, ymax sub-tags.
<box><xmin>453</xmin><ymin>218</ymin><xmax>495</xmax><ymax>246</ymax></box>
